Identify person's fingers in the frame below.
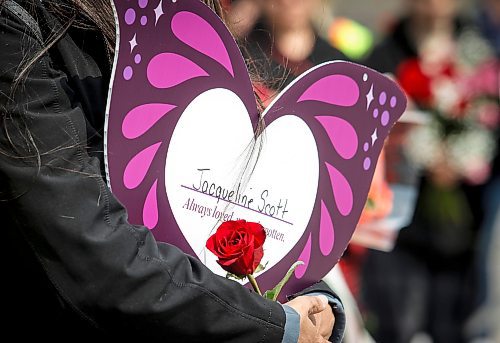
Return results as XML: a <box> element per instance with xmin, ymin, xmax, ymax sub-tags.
<box><xmin>298</xmin><ymin>314</ymin><xmax>328</xmax><ymax>343</ymax></box>
<box><xmin>309</xmin><ymin>312</ymin><xmax>318</xmax><ymax>326</ymax></box>
<box><xmin>286</xmin><ymin>296</ymin><xmax>331</xmax><ymax>343</ymax></box>
<box><xmin>306</xmin><ymin>295</ymin><xmax>329</xmax><ymax>315</ymax></box>
<box><xmin>286</xmin><ymin>295</ymin><xmax>328</xmax><ymax>317</ymax></box>
<box><xmin>314</xmin><ymin>307</ymin><xmax>335</xmax><ymax>339</ymax></box>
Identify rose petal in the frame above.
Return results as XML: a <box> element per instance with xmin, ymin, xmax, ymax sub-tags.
<box><xmin>221</xmin><ymin>245</ymin><xmax>240</xmax><ymax>257</ymax></box>
<box><xmin>219</xmin><ymin>239</ymin><xmax>239</xmax><ymax>256</ymax></box>
<box><xmin>252</xmin><ymin>246</ymin><xmax>264</xmax><ymax>271</ymax></box>
<box><xmin>238</xmin><ymin>231</ymin><xmax>248</xmax><ymax>245</ymax></box>
<box><xmin>218</xmin><ymin>254</ymin><xmax>241</xmax><ymax>264</ymax></box>
<box><xmin>217</xmin><ymin>240</ymin><xmax>229</xmax><ymax>255</ymax></box>
<box><xmin>224</xmin><ymin>253</ymin><xmax>243</xmax><ymax>274</ymax></box>
<box><xmin>206</xmin><ymin>234</ymin><xmax>217</xmax><ymax>254</ymax></box>
<box><xmin>245</xmin><ymin>221</ymin><xmax>262</xmax><ymax>232</ymax></box>
<box><xmin>246</xmin><ymin>222</ymin><xmax>266</xmax><ymax>247</ymax></box>
<box><xmin>241</xmin><ymin>243</ymin><xmax>255</xmax><ymax>275</ymax></box>
<box><xmin>220</xmin><ymin>257</ymin><xmax>244</xmax><ymax>275</ymax></box>
<box><xmin>215</xmin><ymin>222</ymin><xmax>232</xmax><ymax>239</ymax></box>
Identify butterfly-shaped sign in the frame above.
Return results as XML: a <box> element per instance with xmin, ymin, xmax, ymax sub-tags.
<box><xmin>105</xmin><ymin>0</ymin><xmax>407</xmax><ymax>300</ymax></box>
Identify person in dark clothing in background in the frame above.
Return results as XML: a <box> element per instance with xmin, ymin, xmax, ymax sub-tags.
<box><xmin>466</xmin><ymin>0</ymin><xmax>500</xmax><ymax>340</ymax></box>
<box><xmin>361</xmin><ymin>0</ymin><xmax>497</xmax><ymax>342</ymax></box>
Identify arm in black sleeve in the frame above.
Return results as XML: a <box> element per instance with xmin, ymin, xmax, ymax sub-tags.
<box><xmin>0</xmin><ymin>8</ymin><xmax>285</xmax><ymax>342</ymax></box>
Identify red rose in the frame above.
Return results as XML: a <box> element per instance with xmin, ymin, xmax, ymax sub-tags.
<box><xmin>206</xmin><ymin>220</ymin><xmax>266</xmax><ymax>276</ymax></box>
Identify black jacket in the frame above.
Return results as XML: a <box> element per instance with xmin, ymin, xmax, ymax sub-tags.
<box><xmin>0</xmin><ymin>1</ymin><xmax>287</xmax><ymax>340</ymax></box>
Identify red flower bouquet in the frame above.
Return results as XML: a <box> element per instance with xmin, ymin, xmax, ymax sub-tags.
<box><xmin>398</xmin><ymin>33</ymin><xmax>498</xmax><ymax>187</ymax></box>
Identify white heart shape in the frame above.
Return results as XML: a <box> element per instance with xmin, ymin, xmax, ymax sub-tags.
<box><xmin>165</xmin><ymin>88</ymin><xmax>319</xmax><ymax>280</ymax></box>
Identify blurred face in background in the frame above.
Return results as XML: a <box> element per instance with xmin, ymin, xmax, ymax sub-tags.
<box><xmin>262</xmin><ymin>0</ymin><xmax>322</xmax><ymax>30</ymax></box>
<box><xmin>407</xmin><ymin>0</ymin><xmax>458</xmax><ymax>23</ymax></box>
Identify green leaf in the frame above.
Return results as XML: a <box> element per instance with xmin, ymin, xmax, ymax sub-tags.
<box><xmin>226</xmin><ymin>272</ymin><xmax>246</xmax><ymax>281</ymax></box>
<box><xmin>263</xmin><ymin>290</ymin><xmax>275</xmax><ymax>300</ymax></box>
<box><xmin>264</xmin><ymin>261</ymin><xmax>304</xmax><ymax>302</ymax></box>
<box><xmin>254</xmin><ymin>262</ymin><xmax>268</xmax><ymax>274</ymax></box>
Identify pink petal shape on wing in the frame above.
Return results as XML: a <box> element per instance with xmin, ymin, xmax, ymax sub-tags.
<box><xmin>122</xmin><ymin>103</ymin><xmax>176</xmax><ymax>139</ymax></box>
<box><xmin>316</xmin><ymin>116</ymin><xmax>358</xmax><ymax>160</ymax></box>
<box><xmin>295</xmin><ymin>234</ymin><xmax>312</xmax><ymax>279</ymax></box>
<box><xmin>325</xmin><ymin>163</ymin><xmax>353</xmax><ymax>216</ymax></box>
<box><xmin>143</xmin><ymin>180</ymin><xmax>159</xmax><ymax>229</ymax></box>
<box><xmin>123</xmin><ymin>142</ymin><xmax>161</xmax><ymax>189</ymax></box>
<box><xmin>172</xmin><ymin>11</ymin><xmax>234</xmax><ymax>76</ymax></box>
<box><xmin>298</xmin><ymin>75</ymin><xmax>359</xmax><ymax>106</ymax></box>
<box><xmin>319</xmin><ymin>201</ymin><xmax>335</xmax><ymax>256</ymax></box>
<box><xmin>147</xmin><ymin>53</ymin><xmax>208</xmax><ymax>89</ymax></box>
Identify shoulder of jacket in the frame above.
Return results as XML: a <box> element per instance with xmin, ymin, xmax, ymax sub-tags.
<box><xmin>1</xmin><ymin>0</ymin><xmax>43</xmax><ymax>43</ymax></box>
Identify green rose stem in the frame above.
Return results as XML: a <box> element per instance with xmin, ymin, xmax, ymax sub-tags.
<box><xmin>247</xmin><ymin>274</ymin><xmax>262</xmax><ymax>296</ymax></box>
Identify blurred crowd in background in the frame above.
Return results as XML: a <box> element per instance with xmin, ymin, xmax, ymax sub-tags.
<box><xmin>220</xmin><ymin>0</ymin><xmax>499</xmax><ymax>342</ymax></box>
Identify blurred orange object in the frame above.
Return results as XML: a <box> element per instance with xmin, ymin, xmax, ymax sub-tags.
<box><xmin>358</xmin><ymin>150</ymin><xmax>393</xmax><ymax>225</ymax></box>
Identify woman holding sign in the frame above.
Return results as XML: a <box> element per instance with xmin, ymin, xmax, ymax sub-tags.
<box><xmin>0</xmin><ymin>0</ymin><xmax>337</xmax><ymax>341</ymax></box>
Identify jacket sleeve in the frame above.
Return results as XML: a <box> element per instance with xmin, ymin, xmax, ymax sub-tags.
<box><xmin>0</xmin><ymin>7</ymin><xmax>285</xmax><ymax>342</ymax></box>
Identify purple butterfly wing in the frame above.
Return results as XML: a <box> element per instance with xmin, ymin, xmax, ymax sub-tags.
<box><xmin>106</xmin><ymin>0</ymin><xmax>407</xmax><ymax>300</ymax></box>
<box><xmin>257</xmin><ymin>61</ymin><xmax>407</xmax><ymax>297</ymax></box>
<box><xmin>105</xmin><ymin>0</ymin><xmax>257</xmax><ymax>253</ymax></box>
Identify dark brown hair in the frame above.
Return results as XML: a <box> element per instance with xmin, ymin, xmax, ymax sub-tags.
<box><xmin>2</xmin><ymin>0</ymin><xmax>224</xmax><ymax>88</ymax></box>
